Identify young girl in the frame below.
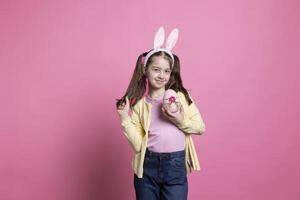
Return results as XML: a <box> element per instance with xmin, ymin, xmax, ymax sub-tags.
<box><xmin>116</xmin><ymin>27</ymin><xmax>206</xmax><ymax>200</ymax></box>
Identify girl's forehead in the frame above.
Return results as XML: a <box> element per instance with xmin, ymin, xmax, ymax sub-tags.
<box><xmin>149</xmin><ymin>56</ymin><xmax>171</xmax><ymax>69</ymax></box>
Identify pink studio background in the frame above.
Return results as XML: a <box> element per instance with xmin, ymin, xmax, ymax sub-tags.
<box><xmin>1</xmin><ymin>0</ymin><xmax>299</xmax><ymax>199</ymax></box>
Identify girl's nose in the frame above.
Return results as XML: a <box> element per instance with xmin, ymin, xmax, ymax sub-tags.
<box><xmin>158</xmin><ymin>71</ymin><xmax>165</xmax><ymax>78</ymax></box>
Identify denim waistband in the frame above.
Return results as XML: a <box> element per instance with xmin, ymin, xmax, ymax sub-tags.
<box><xmin>145</xmin><ymin>148</ymin><xmax>185</xmax><ymax>159</ymax></box>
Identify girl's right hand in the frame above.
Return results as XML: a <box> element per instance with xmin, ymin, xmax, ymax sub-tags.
<box><xmin>116</xmin><ymin>96</ymin><xmax>130</xmax><ymax>118</ymax></box>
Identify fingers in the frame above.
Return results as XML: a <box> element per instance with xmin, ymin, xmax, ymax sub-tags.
<box><xmin>125</xmin><ymin>96</ymin><xmax>130</xmax><ymax>109</ymax></box>
<box><xmin>162</xmin><ymin>106</ymin><xmax>173</xmax><ymax>118</ymax></box>
<box><xmin>161</xmin><ymin>107</ymin><xmax>167</xmax><ymax>116</ymax></box>
<box><xmin>179</xmin><ymin>103</ymin><xmax>183</xmax><ymax>113</ymax></box>
<box><xmin>117</xmin><ymin>97</ymin><xmax>128</xmax><ymax>110</ymax></box>
<box><xmin>117</xmin><ymin>103</ymin><xmax>125</xmax><ymax>110</ymax></box>
<box><xmin>117</xmin><ymin>97</ymin><xmax>130</xmax><ymax>118</ymax></box>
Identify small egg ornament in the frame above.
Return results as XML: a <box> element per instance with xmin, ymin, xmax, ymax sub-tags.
<box><xmin>163</xmin><ymin>89</ymin><xmax>180</xmax><ymax>113</ymax></box>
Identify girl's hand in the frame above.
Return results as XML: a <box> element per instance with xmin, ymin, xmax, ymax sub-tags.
<box><xmin>117</xmin><ymin>96</ymin><xmax>130</xmax><ymax>118</ymax></box>
<box><xmin>161</xmin><ymin>102</ymin><xmax>184</xmax><ymax>126</ymax></box>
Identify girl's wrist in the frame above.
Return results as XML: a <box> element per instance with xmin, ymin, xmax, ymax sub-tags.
<box><xmin>120</xmin><ymin>113</ymin><xmax>129</xmax><ymax>119</ymax></box>
<box><xmin>118</xmin><ymin>109</ymin><xmax>130</xmax><ymax>119</ymax></box>
<box><xmin>175</xmin><ymin>119</ymin><xmax>183</xmax><ymax>126</ymax></box>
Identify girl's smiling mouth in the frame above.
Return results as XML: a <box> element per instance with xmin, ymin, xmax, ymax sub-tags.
<box><xmin>156</xmin><ymin>80</ymin><xmax>165</xmax><ymax>83</ymax></box>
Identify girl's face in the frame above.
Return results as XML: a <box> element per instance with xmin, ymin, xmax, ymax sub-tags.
<box><xmin>145</xmin><ymin>56</ymin><xmax>172</xmax><ymax>90</ymax></box>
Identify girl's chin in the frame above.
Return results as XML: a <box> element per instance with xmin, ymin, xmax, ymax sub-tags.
<box><xmin>149</xmin><ymin>80</ymin><xmax>168</xmax><ymax>89</ymax></box>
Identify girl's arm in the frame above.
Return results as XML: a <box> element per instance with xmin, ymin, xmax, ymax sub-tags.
<box><xmin>119</xmin><ymin>106</ymin><xmax>144</xmax><ymax>152</ymax></box>
<box><xmin>176</xmin><ymin>92</ymin><xmax>206</xmax><ymax>135</ymax></box>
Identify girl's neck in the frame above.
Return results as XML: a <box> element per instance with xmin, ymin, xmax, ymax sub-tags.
<box><xmin>148</xmin><ymin>88</ymin><xmax>165</xmax><ymax>99</ymax></box>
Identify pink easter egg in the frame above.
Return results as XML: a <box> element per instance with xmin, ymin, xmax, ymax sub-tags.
<box><xmin>163</xmin><ymin>89</ymin><xmax>179</xmax><ymax>113</ymax></box>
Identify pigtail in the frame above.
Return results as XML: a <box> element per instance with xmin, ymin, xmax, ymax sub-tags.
<box><xmin>166</xmin><ymin>54</ymin><xmax>193</xmax><ymax>105</ymax></box>
<box><xmin>116</xmin><ymin>52</ymin><xmax>148</xmax><ymax>109</ymax></box>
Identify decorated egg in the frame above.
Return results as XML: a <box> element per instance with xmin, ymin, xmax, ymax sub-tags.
<box><xmin>163</xmin><ymin>89</ymin><xmax>180</xmax><ymax>113</ymax></box>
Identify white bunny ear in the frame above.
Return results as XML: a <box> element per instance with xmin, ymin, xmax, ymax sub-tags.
<box><xmin>165</xmin><ymin>28</ymin><xmax>179</xmax><ymax>50</ymax></box>
<box><xmin>153</xmin><ymin>26</ymin><xmax>165</xmax><ymax>49</ymax></box>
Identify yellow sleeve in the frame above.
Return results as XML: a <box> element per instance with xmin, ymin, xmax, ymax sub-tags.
<box><xmin>120</xmin><ymin>105</ymin><xmax>144</xmax><ymax>152</ymax></box>
<box><xmin>176</xmin><ymin>92</ymin><xmax>206</xmax><ymax>135</ymax></box>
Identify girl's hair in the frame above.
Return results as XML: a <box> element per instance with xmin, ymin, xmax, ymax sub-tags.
<box><xmin>116</xmin><ymin>50</ymin><xmax>193</xmax><ymax>109</ymax></box>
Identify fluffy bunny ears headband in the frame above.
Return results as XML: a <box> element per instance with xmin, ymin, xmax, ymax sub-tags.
<box><xmin>143</xmin><ymin>26</ymin><xmax>179</xmax><ymax>67</ymax></box>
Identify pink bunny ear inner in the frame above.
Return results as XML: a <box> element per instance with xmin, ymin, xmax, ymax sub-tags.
<box><xmin>165</xmin><ymin>28</ymin><xmax>179</xmax><ymax>50</ymax></box>
<box><xmin>153</xmin><ymin>26</ymin><xmax>165</xmax><ymax>49</ymax></box>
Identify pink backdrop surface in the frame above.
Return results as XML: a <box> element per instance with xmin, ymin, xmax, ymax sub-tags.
<box><xmin>1</xmin><ymin>0</ymin><xmax>299</xmax><ymax>199</ymax></box>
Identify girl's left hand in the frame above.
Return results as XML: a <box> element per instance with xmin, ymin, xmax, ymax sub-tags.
<box><xmin>161</xmin><ymin>103</ymin><xmax>184</xmax><ymax>126</ymax></box>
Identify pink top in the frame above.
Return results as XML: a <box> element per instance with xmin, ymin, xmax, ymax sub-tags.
<box><xmin>146</xmin><ymin>94</ymin><xmax>186</xmax><ymax>153</ymax></box>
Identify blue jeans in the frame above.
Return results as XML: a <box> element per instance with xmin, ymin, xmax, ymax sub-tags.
<box><xmin>134</xmin><ymin>148</ymin><xmax>188</xmax><ymax>200</ymax></box>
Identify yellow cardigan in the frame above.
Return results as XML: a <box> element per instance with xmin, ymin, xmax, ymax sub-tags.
<box><xmin>120</xmin><ymin>91</ymin><xmax>206</xmax><ymax>178</ymax></box>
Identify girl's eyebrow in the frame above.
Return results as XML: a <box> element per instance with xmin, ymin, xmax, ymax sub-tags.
<box><xmin>152</xmin><ymin>66</ymin><xmax>171</xmax><ymax>70</ymax></box>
